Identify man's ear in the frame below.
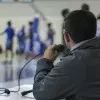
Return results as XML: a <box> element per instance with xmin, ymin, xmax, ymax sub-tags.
<box><xmin>64</xmin><ymin>32</ymin><xmax>70</xmax><ymax>43</ymax></box>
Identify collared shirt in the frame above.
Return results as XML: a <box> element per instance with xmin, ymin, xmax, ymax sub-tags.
<box><xmin>71</xmin><ymin>37</ymin><xmax>96</xmax><ymax>51</ymax></box>
<box><xmin>71</xmin><ymin>40</ymin><xmax>88</xmax><ymax>51</ymax></box>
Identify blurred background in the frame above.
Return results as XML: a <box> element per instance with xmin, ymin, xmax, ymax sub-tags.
<box><xmin>0</xmin><ymin>0</ymin><xmax>100</xmax><ymax>89</ymax></box>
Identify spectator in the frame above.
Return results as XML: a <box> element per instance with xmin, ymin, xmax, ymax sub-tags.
<box><xmin>61</xmin><ymin>8</ymin><xmax>70</xmax><ymax>55</ymax></box>
<box><xmin>96</xmin><ymin>14</ymin><xmax>100</xmax><ymax>36</ymax></box>
<box><xmin>0</xmin><ymin>21</ymin><xmax>15</xmax><ymax>63</ymax></box>
<box><xmin>81</xmin><ymin>3</ymin><xmax>90</xmax><ymax>11</ymax></box>
<box><xmin>45</xmin><ymin>22</ymin><xmax>55</xmax><ymax>47</ymax></box>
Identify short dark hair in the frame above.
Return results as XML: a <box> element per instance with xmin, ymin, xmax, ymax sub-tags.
<box><xmin>81</xmin><ymin>3</ymin><xmax>90</xmax><ymax>11</ymax></box>
<box><xmin>22</xmin><ymin>25</ymin><xmax>25</xmax><ymax>29</ymax></box>
<box><xmin>61</xmin><ymin>8</ymin><xmax>70</xmax><ymax>18</ymax></box>
<box><xmin>29</xmin><ymin>21</ymin><xmax>33</xmax><ymax>26</ymax></box>
<box><xmin>64</xmin><ymin>10</ymin><xmax>97</xmax><ymax>43</ymax></box>
<box><xmin>47</xmin><ymin>23</ymin><xmax>52</xmax><ymax>27</ymax></box>
<box><xmin>97</xmin><ymin>14</ymin><xmax>100</xmax><ymax>20</ymax></box>
<box><xmin>7</xmin><ymin>21</ymin><xmax>12</xmax><ymax>26</ymax></box>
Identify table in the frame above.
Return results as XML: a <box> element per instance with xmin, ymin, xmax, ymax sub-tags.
<box><xmin>0</xmin><ymin>85</ymin><xmax>35</xmax><ymax>100</ymax></box>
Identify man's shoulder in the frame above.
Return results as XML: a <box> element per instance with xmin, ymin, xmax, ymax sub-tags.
<box><xmin>60</xmin><ymin>50</ymin><xmax>88</xmax><ymax>68</ymax></box>
<box><xmin>63</xmin><ymin>50</ymin><xmax>86</xmax><ymax>60</ymax></box>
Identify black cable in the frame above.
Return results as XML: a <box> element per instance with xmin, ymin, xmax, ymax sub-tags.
<box><xmin>0</xmin><ymin>54</ymin><xmax>40</xmax><ymax>95</ymax></box>
<box><xmin>10</xmin><ymin>54</ymin><xmax>40</xmax><ymax>93</ymax></box>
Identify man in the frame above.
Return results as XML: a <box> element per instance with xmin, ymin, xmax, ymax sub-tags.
<box><xmin>25</xmin><ymin>21</ymin><xmax>34</xmax><ymax>59</ymax></box>
<box><xmin>81</xmin><ymin>3</ymin><xmax>90</xmax><ymax>11</ymax></box>
<box><xmin>0</xmin><ymin>21</ymin><xmax>15</xmax><ymax>63</ymax></box>
<box><xmin>33</xmin><ymin>15</ymin><xmax>39</xmax><ymax>34</ymax></box>
<box><xmin>32</xmin><ymin>15</ymin><xmax>43</xmax><ymax>55</ymax></box>
<box><xmin>17</xmin><ymin>25</ymin><xmax>26</xmax><ymax>54</ymax></box>
<box><xmin>96</xmin><ymin>14</ymin><xmax>100</xmax><ymax>36</ymax></box>
<box><xmin>61</xmin><ymin>8</ymin><xmax>70</xmax><ymax>55</ymax></box>
<box><xmin>45</xmin><ymin>23</ymin><xmax>55</xmax><ymax>47</ymax></box>
<box><xmin>28</xmin><ymin>21</ymin><xmax>33</xmax><ymax>52</ymax></box>
<box><xmin>33</xmin><ymin>10</ymin><xmax>99</xmax><ymax>100</ymax></box>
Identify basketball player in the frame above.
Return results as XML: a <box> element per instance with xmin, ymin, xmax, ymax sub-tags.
<box><xmin>33</xmin><ymin>14</ymin><xmax>39</xmax><ymax>34</ymax></box>
<box><xmin>45</xmin><ymin>23</ymin><xmax>55</xmax><ymax>47</ymax></box>
<box><xmin>61</xmin><ymin>8</ymin><xmax>70</xmax><ymax>55</ymax></box>
<box><xmin>81</xmin><ymin>3</ymin><xmax>90</xmax><ymax>11</ymax></box>
<box><xmin>17</xmin><ymin>25</ymin><xmax>26</xmax><ymax>54</ymax></box>
<box><xmin>32</xmin><ymin>15</ymin><xmax>42</xmax><ymax>55</ymax></box>
<box><xmin>28</xmin><ymin>21</ymin><xmax>33</xmax><ymax>52</ymax></box>
<box><xmin>0</xmin><ymin>21</ymin><xmax>15</xmax><ymax>63</ymax></box>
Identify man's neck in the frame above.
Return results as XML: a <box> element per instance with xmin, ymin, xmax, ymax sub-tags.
<box><xmin>70</xmin><ymin>39</ymin><xmax>90</xmax><ymax>51</ymax></box>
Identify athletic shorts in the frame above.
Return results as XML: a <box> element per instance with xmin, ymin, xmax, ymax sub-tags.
<box><xmin>6</xmin><ymin>39</ymin><xmax>13</xmax><ymax>51</ymax></box>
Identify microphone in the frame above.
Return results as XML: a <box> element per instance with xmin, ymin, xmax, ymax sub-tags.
<box><xmin>53</xmin><ymin>44</ymin><xmax>65</xmax><ymax>55</ymax></box>
<box><xmin>21</xmin><ymin>90</ymin><xmax>33</xmax><ymax>96</ymax></box>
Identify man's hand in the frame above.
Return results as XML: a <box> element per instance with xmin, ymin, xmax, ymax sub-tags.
<box><xmin>44</xmin><ymin>44</ymin><xmax>58</xmax><ymax>61</ymax></box>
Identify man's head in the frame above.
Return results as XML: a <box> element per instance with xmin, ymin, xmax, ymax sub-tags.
<box><xmin>47</xmin><ymin>23</ymin><xmax>52</xmax><ymax>29</ymax></box>
<box><xmin>81</xmin><ymin>3</ymin><xmax>90</xmax><ymax>11</ymax></box>
<box><xmin>97</xmin><ymin>14</ymin><xmax>100</xmax><ymax>20</ymax></box>
<box><xmin>7</xmin><ymin>21</ymin><xmax>12</xmax><ymax>26</ymax></box>
<box><xmin>22</xmin><ymin>25</ymin><xmax>25</xmax><ymax>30</ymax></box>
<box><xmin>29</xmin><ymin>21</ymin><xmax>33</xmax><ymax>26</ymax></box>
<box><xmin>64</xmin><ymin>10</ymin><xmax>97</xmax><ymax>49</ymax></box>
<box><xmin>61</xmin><ymin>8</ymin><xmax>70</xmax><ymax>18</ymax></box>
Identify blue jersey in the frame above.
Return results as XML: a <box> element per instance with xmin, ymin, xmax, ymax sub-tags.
<box><xmin>47</xmin><ymin>28</ymin><xmax>55</xmax><ymax>40</ymax></box>
<box><xmin>33</xmin><ymin>17</ymin><xmax>39</xmax><ymax>33</ymax></box>
<box><xmin>17</xmin><ymin>29</ymin><xmax>25</xmax><ymax>38</ymax></box>
<box><xmin>17</xmin><ymin>29</ymin><xmax>25</xmax><ymax>52</ymax></box>
<box><xmin>5</xmin><ymin>26</ymin><xmax>15</xmax><ymax>40</ymax></box>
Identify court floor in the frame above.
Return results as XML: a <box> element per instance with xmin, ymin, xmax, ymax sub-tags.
<box><xmin>0</xmin><ymin>53</ymin><xmax>37</xmax><ymax>89</ymax></box>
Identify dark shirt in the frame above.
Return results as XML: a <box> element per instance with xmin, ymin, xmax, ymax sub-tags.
<box><xmin>29</xmin><ymin>26</ymin><xmax>33</xmax><ymax>40</ymax></box>
<box><xmin>47</xmin><ymin>28</ymin><xmax>55</xmax><ymax>39</ymax></box>
<box><xmin>33</xmin><ymin>37</ymin><xmax>100</xmax><ymax>100</ymax></box>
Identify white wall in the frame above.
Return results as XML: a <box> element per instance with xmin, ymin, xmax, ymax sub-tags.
<box><xmin>34</xmin><ymin>0</ymin><xmax>100</xmax><ymax>16</ymax></box>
